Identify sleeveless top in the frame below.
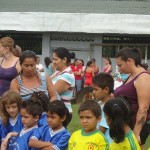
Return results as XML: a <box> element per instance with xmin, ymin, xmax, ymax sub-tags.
<box><xmin>16</xmin><ymin>72</ymin><xmax>48</xmax><ymax>100</ymax></box>
<box><xmin>0</xmin><ymin>59</ymin><xmax>18</xmax><ymax>96</ymax></box>
<box><xmin>103</xmin><ymin>65</ymin><xmax>112</xmax><ymax>74</ymax></box>
<box><xmin>114</xmin><ymin>71</ymin><xmax>150</xmax><ymax>126</ymax></box>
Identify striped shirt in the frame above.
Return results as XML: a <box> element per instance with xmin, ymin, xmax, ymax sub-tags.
<box><xmin>52</xmin><ymin>66</ymin><xmax>75</xmax><ymax>113</ymax></box>
<box><xmin>16</xmin><ymin>72</ymin><xmax>48</xmax><ymax>100</ymax></box>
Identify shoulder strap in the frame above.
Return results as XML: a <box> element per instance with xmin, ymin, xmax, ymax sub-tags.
<box><xmin>14</xmin><ymin>60</ymin><xmax>19</xmax><ymax>66</ymax></box>
<box><xmin>0</xmin><ymin>58</ymin><xmax>5</xmax><ymax>66</ymax></box>
<box><xmin>40</xmin><ymin>72</ymin><xmax>47</xmax><ymax>90</ymax></box>
<box><xmin>134</xmin><ymin>71</ymin><xmax>149</xmax><ymax>80</ymax></box>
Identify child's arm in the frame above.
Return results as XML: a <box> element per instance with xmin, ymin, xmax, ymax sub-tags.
<box><xmin>29</xmin><ymin>139</ymin><xmax>53</xmax><ymax>149</ymax></box>
<box><xmin>1</xmin><ymin>132</ymin><xmax>18</xmax><ymax>150</ymax></box>
<box><xmin>99</xmin><ymin>126</ymin><xmax>106</xmax><ymax>134</ymax></box>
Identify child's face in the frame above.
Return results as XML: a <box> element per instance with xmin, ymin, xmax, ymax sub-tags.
<box><xmin>47</xmin><ymin>112</ymin><xmax>64</xmax><ymax>131</ymax></box>
<box><xmin>21</xmin><ymin>108</ymin><xmax>38</xmax><ymax>129</ymax></box>
<box><xmin>79</xmin><ymin>110</ymin><xmax>100</xmax><ymax>133</ymax></box>
<box><xmin>5</xmin><ymin>103</ymin><xmax>19</xmax><ymax>119</ymax></box>
<box><xmin>93</xmin><ymin>84</ymin><xmax>107</xmax><ymax>100</ymax></box>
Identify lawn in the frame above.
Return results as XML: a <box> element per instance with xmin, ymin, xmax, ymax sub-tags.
<box><xmin>68</xmin><ymin>104</ymin><xmax>150</xmax><ymax>149</ymax></box>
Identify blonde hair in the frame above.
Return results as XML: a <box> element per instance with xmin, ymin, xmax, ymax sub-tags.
<box><xmin>0</xmin><ymin>91</ymin><xmax>22</xmax><ymax>126</ymax></box>
<box><xmin>0</xmin><ymin>37</ymin><xmax>15</xmax><ymax>53</ymax></box>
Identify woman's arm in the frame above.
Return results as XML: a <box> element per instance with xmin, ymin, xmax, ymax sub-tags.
<box><xmin>46</xmin><ymin>73</ymin><xmax>57</xmax><ymax>101</ymax></box>
<box><xmin>10</xmin><ymin>78</ymin><xmax>20</xmax><ymax>93</ymax></box>
<box><xmin>134</xmin><ymin>74</ymin><xmax>150</xmax><ymax>143</ymax></box>
<box><xmin>74</xmin><ymin>69</ymin><xmax>82</xmax><ymax>75</ymax></box>
<box><xmin>53</xmin><ymin>79</ymin><xmax>70</xmax><ymax>94</ymax></box>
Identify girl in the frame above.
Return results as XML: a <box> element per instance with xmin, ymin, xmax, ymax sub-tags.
<box><xmin>31</xmin><ymin>91</ymin><xmax>49</xmax><ymax>127</ymax></box>
<box><xmin>103</xmin><ymin>98</ymin><xmax>140</xmax><ymax>150</ymax></box>
<box><xmin>103</xmin><ymin>57</ymin><xmax>112</xmax><ymax>74</ymax></box>
<box><xmin>2</xmin><ymin>99</ymin><xmax>42</xmax><ymax>150</ymax></box>
<box><xmin>29</xmin><ymin>100</ymin><xmax>70</xmax><ymax>150</ymax></box>
<box><xmin>0</xmin><ymin>91</ymin><xmax>23</xmax><ymax>149</ymax></box>
<box><xmin>84</xmin><ymin>60</ymin><xmax>94</xmax><ymax>87</ymax></box>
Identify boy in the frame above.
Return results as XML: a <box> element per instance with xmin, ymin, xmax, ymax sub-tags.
<box><xmin>92</xmin><ymin>73</ymin><xmax>114</xmax><ymax>143</ymax></box>
<box><xmin>29</xmin><ymin>100</ymin><xmax>70</xmax><ymax>150</ymax></box>
<box><xmin>69</xmin><ymin>100</ymin><xmax>109</xmax><ymax>150</ymax></box>
<box><xmin>1</xmin><ymin>99</ymin><xmax>42</xmax><ymax>150</ymax></box>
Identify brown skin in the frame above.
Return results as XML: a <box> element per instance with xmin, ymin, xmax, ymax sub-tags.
<box><xmin>116</xmin><ymin>57</ymin><xmax>150</xmax><ymax>149</ymax></box>
<box><xmin>10</xmin><ymin>58</ymin><xmax>56</xmax><ymax>101</ymax></box>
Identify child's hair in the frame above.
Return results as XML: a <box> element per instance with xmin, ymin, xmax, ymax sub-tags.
<box><xmin>103</xmin><ymin>98</ymin><xmax>131</xmax><ymax>143</ymax></box>
<box><xmin>47</xmin><ymin>100</ymin><xmax>70</xmax><ymax>128</ymax></box>
<box><xmin>92</xmin><ymin>73</ymin><xmax>114</xmax><ymax>94</ymax></box>
<box><xmin>21</xmin><ymin>99</ymin><xmax>42</xmax><ymax>118</ymax></box>
<box><xmin>104</xmin><ymin>57</ymin><xmax>112</xmax><ymax>65</ymax></box>
<box><xmin>44</xmin><ymin>57</ymin><xmax>52</xmax><ymax>68</ymax></box>
<box><xmin>0</xmin><ymin>91</ymin><xmax>22</xmax><ymax>125</ymax></box>
<box><xmin>30</xmin><ymin>91</ymin><xmax>49</xmax><ymax>112</ymax></box>
<box><xmin>78</xmin><ymin>100</ymin><xmax>101</xmax><ymax>118</ymax></box>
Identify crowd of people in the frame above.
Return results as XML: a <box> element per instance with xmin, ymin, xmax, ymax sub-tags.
<box><xmin>0</xmin><ymin>36</ymin><xmax>150</xmax><ymax>150</ymax></box>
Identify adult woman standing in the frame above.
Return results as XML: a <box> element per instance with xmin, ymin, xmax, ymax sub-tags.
<box><xmin>0</xmin><ymin>37</ymin><xmax>21</xmax><ymax>97</ymax></box>
<box><xmin>103</xmin><ymin>57</ymin><xmax>112</xmax><ymax>74</ymax></box>
<box><xmin>10</xmin><ymin>50</ymin><xmax>56</xmax><ymax>101</ymax></box>
<box><xmin>114</xmin><ymin>47</ymin><xmax>150</xmax><ymax>150</ymax></box>
<box><xmin>51</xmin><ymin>47</ymin><xmax>75</xmax><ymax>122</ymax></box>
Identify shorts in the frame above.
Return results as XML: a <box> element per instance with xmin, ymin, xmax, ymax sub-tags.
<box><xmin>140</xmin><ymin>121</ymin><xmax>150</xmax><ymax>145</ymax></box>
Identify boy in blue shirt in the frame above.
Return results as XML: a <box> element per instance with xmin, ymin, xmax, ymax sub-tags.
<box><xmin>29</xmin><ymin>100</ymin><xmax>70</xmax><ymax>150</ymax></box>
<box><xmin>92</xmin><ymin>73</ymin><xmax>114</xmax><ymax>143</ymax></box>
<box><xmin>1</xmin><ymin>99</ymin><xmax>42</xmax><ymax>150</ymax></box>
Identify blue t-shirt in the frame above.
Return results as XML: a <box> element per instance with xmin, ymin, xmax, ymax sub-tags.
<box><xmin>9</xmin><ymin>125</ymin><xmax>38</xmax><ymax>150</ymax></box>
<box><xmin>31</xmin><ymin>126</ymin><xmax>70</xmax><ymax>150</ymax></box>
<box><xmin>38</xmin><ymin>112</ymin><xmax>48</xmax><ymax>127</ymax></box>
<box><xmin>1</xmin><ymin>114</ymin><xmax>23</xmax><ymax>140</ymax></box>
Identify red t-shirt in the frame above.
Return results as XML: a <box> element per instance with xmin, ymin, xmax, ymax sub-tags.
<box><xmin>70</xmin><ymin>65</ymin><xmax>82</xmax><ymax>80</ymax></box>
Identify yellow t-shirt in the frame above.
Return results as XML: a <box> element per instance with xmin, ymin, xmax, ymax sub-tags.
<box><xmin>110</xmin><ymin>130</ymin><xmax>140</xmax><ymax>150</ymax></box>
<box><xmin>68</xmin><ymin>129</ymin><xmax>109</xmax><ymax>150</ymax></box>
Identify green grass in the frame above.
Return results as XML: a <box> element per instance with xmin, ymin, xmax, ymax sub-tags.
<box><xmin>68</xmin><ymin>104</ymin><xmax>150</xmax><ymax>149</ymax></box>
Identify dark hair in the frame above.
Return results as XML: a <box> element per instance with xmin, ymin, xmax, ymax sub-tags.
<box><xmin>44</xmin><ymin>57</ymin><xmax>52</xmax><ymax>68</ymax></box>
<box><xmin>91</xmin><ymin>58</ymin><xmax>95</xmax><ymax>62</ymax></box>
<box><xmin>79</xmin><ymin>59</ymin><xmax>84</xmax><ymax>66</ymax></box>
<box><xmin>30</xmin><ymin>91</ymin><xmax>49</xmax><ymax>112</ymax></box>
<box><xmin>142</xmin><ymin>63</ymin><xmax>148</xmax><ymax>70</ymax></box>
<box><xmin>47</xmin><ymin>100</ymin><xmax>70</xmax><ymax>127</ymax></box>
<box><xmin>53</xmin><ymin>47</ymin><xmax>74</xmax><ymax>65</ymax></box>
<box><xmin>1</xmin><ymin>91</ymin><xmax>22</xmax><ymax>125</ymax></box>
<box><xmin>116</xmin><ymin>47</ymin><xmax>142</xmax><ymax>67</ymax></box>
<box><xmin>86</xmin><ymin>60</ymin><xmax>93</xmax><ymax>67</ymax></box>
<box><xmin>19</xmin><ymin>50</ymin><xmax>37</xmax><ymax>65</ymax></box>
<box><xmin>92</xmin><ymin>73</ymin><xmax>114</xmax><ymax>94</ymax></box>
<box><xmin>78</xmin><ymin>100</ymin><xmax>101</xmax><ymax>118</ymax></box>
<box><xmin>103</xmin><ymin>98</ymin><xmax>131</xmax><ymax>143</ymax></box>
<box><xmin>105</xmin><ymin>57</ymin><xmax>112</xmax><ymax>65</ymax></box>
<box><xmin>21</xmin><ymin>99</ymin><xmax>42</xmax><ymax>118</ymax></box>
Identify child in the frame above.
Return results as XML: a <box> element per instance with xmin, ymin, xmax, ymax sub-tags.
<box><xmin>69</xmin><ymin>100</ymin><xmax>109</xmax><ymax>150</ymax></box>
<box><xmin>29</xmin><ymin>100</ymin><xmax>70</xmax><ymax>150</ymax></box>
<box><xmin>103</xmin><ymin>98</ymin><xmax>140</xmax><ymax>150</ymax></box>
<box><xmin>31</xmin><ymin>91</ymin><xmax>49</xmax><ymax>127</ymax></box>
<box><xmin>92</xmin><ymin>73</ymin><xmax>114</xmax><ymax>143</ymax></box>
<box><xmin>0</xmin><ymin>91</ymin><xmax>23</xmax><ymax>149</ymax></box>
<box><xmin>1</xmin><ymin>99</ymin><xmax>42</xmax><ymax>150</ymax></box>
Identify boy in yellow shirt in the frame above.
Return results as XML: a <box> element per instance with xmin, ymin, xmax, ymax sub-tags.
<box><xmin>68</xmin><ymin>100</ymin><xmax>109</xmax><ymax>150</ymax></box>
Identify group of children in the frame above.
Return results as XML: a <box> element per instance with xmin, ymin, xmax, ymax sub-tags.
<box><xmin>0</xmin><ymin>72</ymin><xmax>145</xmax><ymax>150</ymax></box>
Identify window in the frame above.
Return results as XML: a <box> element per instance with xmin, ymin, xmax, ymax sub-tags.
<box><xmin>0</xmin><ymin>32</ymin><xmax>42</xmax><ymax>55</ymax></box>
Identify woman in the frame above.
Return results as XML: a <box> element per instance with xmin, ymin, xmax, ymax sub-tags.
<box><xmin>114</xmin><ymin>47</ymin><xmax>150</xmax><ymax>150</ymax></box>
<box><xmin>0</xmin><ymin>37</ymin><xmax>21</xmax><ymax>97</ymax></box>
<box><xmin>10</xmin><ymin>50</ymin><xmax>56</xmax><ymax>101</ymax></box>
<box><xmin>71</xmin><ymin>58</ymin><xmax>82</xmax><ymax>92</ymax></box>
<box><xmin>44</xmin><ymin>57</ymin><xmax>56</xmax><ymax>76</ymax></box>
<box><xmin>103</xmin><ymin>57</ymin><xmax>112</xmax><ymax>74</ymax></box>
<box><xmin>84</xmin><ymin>60</ymin><xmax>94</xmax><ymax>87</ymax></box>
<box><xmin>51</xmin><ymin>47</ymin><xmax>75</xmax><ymax>123</ymax></box>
